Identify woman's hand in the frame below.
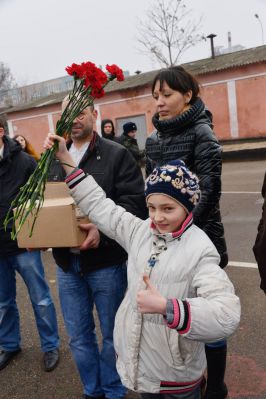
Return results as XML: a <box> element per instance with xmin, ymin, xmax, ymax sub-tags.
<box><xmin>44</xmin><ymin>133</ymin><xmax>77</xmax><ymax>174</ymax></box>
<box><xmin>137</xmin><ymin>275</ymin><xmax>167</xmax><ymax>315</ymax></box>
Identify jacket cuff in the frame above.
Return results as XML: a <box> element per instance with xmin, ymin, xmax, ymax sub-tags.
<box><xmin>65</xmin><ymin>168</ymin><xmax>87</xmax><ymax>189</ymax></box>
<box><xmin>165</xmin><ymin>299</ymin><xmax>191</xmax><ymax>333</ymax></box>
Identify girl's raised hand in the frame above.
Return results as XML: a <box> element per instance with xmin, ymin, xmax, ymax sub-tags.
<box><xmin>43</xmin><ymin>133</ymin><xmax>77</xmax><ymax>174</ymax></box>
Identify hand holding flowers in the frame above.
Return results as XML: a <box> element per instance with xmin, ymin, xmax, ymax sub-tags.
<box><xmin>4</xmin><ymin>61</ymin><xmax>125</xmax><ymax>238</ymax></box>
<box><xmin>44</xmin><ymin>133</ymin><xmax>75</xmax><ymax>175</ymax></box>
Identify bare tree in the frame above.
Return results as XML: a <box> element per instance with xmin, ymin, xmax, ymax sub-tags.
<box><xmin>0</xmin><ymin>62</ymin><xmax>16</xmax><ymax>91</ymax></box>
<box><xmin>137</xmin><ymin>0</ymin><xmax>205</xmax><ymax>67</ymax></box>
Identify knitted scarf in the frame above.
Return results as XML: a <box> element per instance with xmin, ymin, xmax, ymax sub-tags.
<box><xmin>152</xmin><ymin>97</ymin><xmax>205</xmax><ymax>136</ymax></box>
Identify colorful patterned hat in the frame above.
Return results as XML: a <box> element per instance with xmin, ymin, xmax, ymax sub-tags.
<box><xmin>145</xmin><ymin>160</ymin><xmax>201</xmax><ymax>213</ymax></box>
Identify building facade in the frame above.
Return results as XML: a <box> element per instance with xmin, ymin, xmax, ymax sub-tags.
<box><xmin>3</xmin><ymin>45</ymin><xmax>266</xmax><ymax>152</ymax></box>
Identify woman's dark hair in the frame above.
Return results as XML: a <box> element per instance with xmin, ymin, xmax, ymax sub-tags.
<box><xmin>101</xmin><ymin>119</ymin><xmax>115</xmax><ymax>136</ymax></box>
<box><xmin>151</xmin><ymin>66</ymin><xmax>200</xmax><ymax>103</ymax></box>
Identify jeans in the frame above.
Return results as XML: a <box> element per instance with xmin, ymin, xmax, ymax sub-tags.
<box><xmin>141</xmin><ymin>385</ymin><xmax>201</xmax><ymax>399</ymax></box>
<box><xmin>57</xmin><ymin>256</ymin><xmax>127</xmax><ymax>399</ymax></box>
<box><xmin>0</xmin><ymin>250</ymin><xmax>59</xmax><ymax>352</ymax></box>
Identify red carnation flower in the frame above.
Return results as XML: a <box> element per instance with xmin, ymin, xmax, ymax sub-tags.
<box><xmin>65</xmin><ymin>63</ymin><xmax>85</xmax><ymax>79</ymax></box>
<box><xmin>106</xmin><ymin>64</ymin><xmax>124</xmax><ymax>81</ymax></box>
<box><xmin>83</xmin><ymin>62</ymin><xmax>108</xmax><ymax>89</ymax></box>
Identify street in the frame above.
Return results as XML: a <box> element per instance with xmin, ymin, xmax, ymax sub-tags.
<box><xmin>0</xmin><ymin>159</ymin><xmax>266</xmax><ymax>399</ymax></box>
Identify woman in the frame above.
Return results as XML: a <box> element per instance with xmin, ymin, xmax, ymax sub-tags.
<box><xmin>14</xmin><ymin>134</ymin><xmax>40</xmax><ymax>161</ymax></box>
<box><xmin>145</xmin><ymin>66</ymin><xmax>229</xmax><ymax>399</ymax></box>
<box><xmin>101</xmin><ymin>118</ymin><xmax>118</xmax><ymax>141</ymax></box>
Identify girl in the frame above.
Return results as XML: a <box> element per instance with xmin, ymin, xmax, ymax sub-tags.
<box><xmin>45</xmin><ymin>134</ymin><xmax>240</xmax><ymax>399</ymax></box>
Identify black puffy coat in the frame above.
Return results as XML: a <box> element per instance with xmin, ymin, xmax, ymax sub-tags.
<box><xmin>253</xmin><ymin>172</ymin><xmax>266</xmax><ymax>294</ymax></box>
<box><xmin>0</xmin><ymin>136</ymin><xmax>36</xmax><ymax>255</ymax></box>
<box><xmin>48</xmin><ymin>132</ymin><xmax>147</xmax><ymax>274</ymax></box>
<box><xmin>145</xmin><ymin>98</ymin><xmax>228</xmax><ymax>268</ymax></box>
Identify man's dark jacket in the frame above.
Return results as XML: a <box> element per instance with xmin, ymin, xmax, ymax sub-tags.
<box><xmin>0</xmin><ymin>136</ymin><xmax>36</xmax><ymax>255</ymax></box>
<box><xmin>145</xmin><ymin>99</ymin><xmax>228</xmax><ymax>268</ymax></box>
<box><xmin>118</xmin><ymin>133</ymin><xmax>145</xmax><ymax>166</ymax></box>
<box><xmin>253</xmin><ymin>172</ymin><xmax>266</xmax><ymax>294</ymax></box>
<box><xmin>48</xmin><ymin>133</ymin><xmax>147</xmax><ymax>274</ymax></box>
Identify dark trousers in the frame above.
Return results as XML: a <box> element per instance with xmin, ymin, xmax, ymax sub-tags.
<box><xmin>141</xmin><ymin>385</ymin><xmax>201</xmax><ymax>399</ymax></box>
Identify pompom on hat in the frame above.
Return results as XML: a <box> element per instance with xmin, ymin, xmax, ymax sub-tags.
<box><xmin>145</xmin><ymin>160</ymin><xmax>201</xmax><ymax>214</ymax></box>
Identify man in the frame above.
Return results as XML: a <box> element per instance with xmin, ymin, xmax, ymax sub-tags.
<box><xmin>48</xmin><ymin>101</ymin><xmax>147</xmax><ymax>399</ymax></box>
<box><xmin>118</xmin><ymin>122</ymin><xmax>145</xmax><ymax>167</ymax></box>
<box><xmin>0</xmin><ymin>118</ymin><xmax>60</xmax><ymax>372</ymax></box>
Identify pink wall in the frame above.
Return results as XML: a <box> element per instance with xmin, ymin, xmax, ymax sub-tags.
<box><xmin>236</xmin><ymin>75</ymin><xmax>266</xmax><ymax>138</ymax></box>
<box><xmin>99</xmin><ymin>87</ymin><xmax>156</xmax><ymax>135</ymax></box>
<box><xmin>201</xmin><ymin>83</ymin><xmax>231</xmax><ymax>140</ymax></box>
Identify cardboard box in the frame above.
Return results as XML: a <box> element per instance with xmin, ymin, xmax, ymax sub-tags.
<box><xmin>16</xmin><ymin>182</ymin><xmax>89</xmax><ymax>248</ymax></box>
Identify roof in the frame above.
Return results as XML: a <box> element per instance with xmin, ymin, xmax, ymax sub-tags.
<box><xmin>183</xmin><ymin>44</ymin><xmax>266</xmax><ymax>75</ymax></box>
<box><xmin>5</xmin><ymin>45</ymin><xmax>266</xmax><ymax>114</ymax></box>
<box><xmin>106</xmin><ymin>45</ymin><xmax>266</xmax><ymax>92</ymax></box>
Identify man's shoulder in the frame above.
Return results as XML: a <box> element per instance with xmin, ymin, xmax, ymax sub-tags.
<box><xmin>99</xmin><ymin>136</ymin><xmax>127</xmax><ymax>153</ymax></box>
<box><xmin>20</xmin><ymin>150</ymin><xmax>37</xmax><ymax>166</ymax></box>
<box><xmin>8</xmin><ymin>145</ymin><xmax>35</xmax><ymax>164</ymax></box>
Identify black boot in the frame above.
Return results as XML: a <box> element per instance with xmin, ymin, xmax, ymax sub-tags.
<box><xmin>204</xmin><ymin>343</ymin><xmax>228</xmax><ymax>399</ymax></box>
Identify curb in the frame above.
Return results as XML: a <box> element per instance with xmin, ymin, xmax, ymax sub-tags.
<box><xmin>222</xmin><ymin>147</ymin><xmax>266</xmax><ymax>162</ymax></box>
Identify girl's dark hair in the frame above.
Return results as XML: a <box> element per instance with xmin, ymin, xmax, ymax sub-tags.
<box><xmin>151</xmin><ymin>66</ymin><xmax>200</xmax><ymax>103</ymax></box>
<box><xmin>101</xmin><ymin>119</ymin><xmax>115</xmax><ymax>136</ymax></box>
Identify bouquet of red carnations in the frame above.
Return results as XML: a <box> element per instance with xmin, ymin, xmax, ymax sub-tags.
<box><xmin>4</xmin><ymin>62</ymin><xmax>124</xmax><ymax>238</ymax></box>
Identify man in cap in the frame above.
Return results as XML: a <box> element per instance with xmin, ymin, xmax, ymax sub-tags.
<box><xmin>118</xmin><ymin>122</ymin><xmax>145</xmax><ymax>167</ymax></box>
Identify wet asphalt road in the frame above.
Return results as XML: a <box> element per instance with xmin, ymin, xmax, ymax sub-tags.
<box><xmin>1</xmin><ymin>159</ymin><xmax>266</xmax><ymax>399</ymax></box>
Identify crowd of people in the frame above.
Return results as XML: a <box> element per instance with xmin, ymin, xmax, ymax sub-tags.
<box><xmin>0</xmin><ymin>126</ymin><xmax>60</xmax><ymax>373</ymax></box>
<box><xmin>0</xmin><ymin>64</ymin><xmax>265</xmax><ymax>399</ymax></box>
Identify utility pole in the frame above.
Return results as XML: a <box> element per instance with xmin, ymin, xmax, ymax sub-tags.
<box><xmin>254</xmin><ymin>14</ymin><xmax>265</xmax><ymax>45</ymax></box>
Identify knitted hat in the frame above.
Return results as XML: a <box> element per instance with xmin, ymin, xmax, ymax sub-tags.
<box><xmin>123</xmin><ymin>122</ymin><xmax>137</xmax><ymax>134</ymax></box>
<box><xmin>145</xmin><ymin>160</ymin><xmax>201</xmax><ymax>213</ymax></box>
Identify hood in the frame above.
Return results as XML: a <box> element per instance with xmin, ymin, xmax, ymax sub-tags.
<box><xmin>1</xmin><ymin>135</ymin><xmax>22</xmax><ymax>163</ymax></box>
<box><xmin>101</xmin><ymin>119</ymin><xmax>115</xmax><ymax>138</ymax></box>
<box><xmin>0</xmin><ymin>136</ymin><xmax>23</xmax><ymax>178</ymax></box>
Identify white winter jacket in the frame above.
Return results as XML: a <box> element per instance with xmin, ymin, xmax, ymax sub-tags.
<box><xmin>69</xmin><ymin>174</ymin><xmax>241</xmax><ymax>394</ymax></box>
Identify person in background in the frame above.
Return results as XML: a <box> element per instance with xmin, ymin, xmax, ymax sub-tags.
<box><xmin>145</xmin><ymin>65</ymin><xmax>229</xmax><ymax>399</ymax></box>
<box><xmin>101</xmin><ymin>118</ymin><xmax>118</xmax><ymax>141</ymax></box>
<box><xmin>0</xmin><ymin>119</ymin><xmax>60</xmax><ymax>373</ymax></box>
<box><xmin>14</xmin><ymin>134</ymin><xmax>40</xmax><ymax>161</ymax></box>
<box><xmin>43</xmin><ymin>131</ymin><xmax>241</xmax><ymax>399</ymax></box>
<box><xmin>48</xmin><ymin>98</ymin><xmax>147</xmax><ymax>399</ymax></box>
<box><xmin>118</xmin><ymin>121</ymin><xmax>145</xmax><ymax>167</ymax></box>
<box><xmin>253</xmin><ymin>172</ymin><xmax>266</xmax><ymax>294</ymax></box>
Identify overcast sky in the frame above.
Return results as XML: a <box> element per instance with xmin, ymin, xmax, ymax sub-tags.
<box><xmin>0</xmin><ymin>0</ymin><xmax>265</xmax><ymax>86</ymax></box>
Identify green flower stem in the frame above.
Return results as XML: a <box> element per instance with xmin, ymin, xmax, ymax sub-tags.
<box><xmin>4</xmin><ymin>74</ymin><xmax>115</xmax><ymax>240</ymax></box>
<box><xmin>7</xmin><ymin>146</ymin><xmax>57</xmax><ymax>239</ymax></box>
